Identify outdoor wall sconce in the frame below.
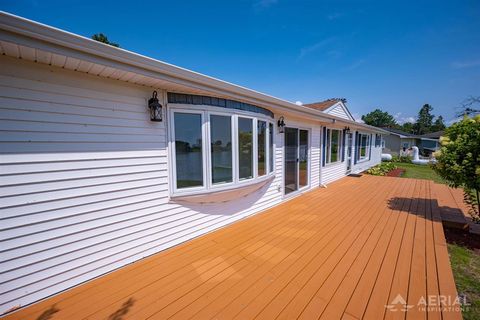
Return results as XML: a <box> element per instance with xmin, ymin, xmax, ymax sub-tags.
<box><xmin>277</xmin><ymin>116</ymin><xmax>286</xmax><ymax>133</ymax></box>
<box><xmin>148</xmin><ymin>91</ymin><xmax>163</xmax><ymax>122</ymax></box>
<box><xmin>344</xmin><ymin>126</ymin><xmax>351</xmax><ymax>134</ymax></box>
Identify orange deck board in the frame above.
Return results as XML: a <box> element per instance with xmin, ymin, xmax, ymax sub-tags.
<box><xmin>3</xmin><ymin>175</ymin><xmax>463</xmax><ymax>320</ymax></box>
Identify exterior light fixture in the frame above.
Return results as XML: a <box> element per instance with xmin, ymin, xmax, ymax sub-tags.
<box><xmin>148</xmin><ymin>91</ymin><xmax>163</xmax><ymax>122</ymax></box>
<box><xmin>344</xmin><ymin>126</ymin><xmax>351</xmax><ymax>134</ymax></box>
<box><xmin>277</xmin><ymin>116</ymin><xmax>286</xmax><ymax>133</ymax></box>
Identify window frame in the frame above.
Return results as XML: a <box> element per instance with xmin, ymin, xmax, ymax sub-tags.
<box><xmin>207</xmin><ymin>110</ymin><xmax>236</xmax><ymax>189</ymax></box>
<box><xmin>268</xmin><ymin>122</ymin><xmax>275</xmax><ymax>174</ymax></box>
<box><xmin>325</xmin><ymin>128</ymin><xmax>342</xmax><ymax>165</ymax></box>
<box><xmin>168</xmin><ymin>104</ymin><xmax>275</xmax><ymax>196</ymax></box>
<box><xmin>357</xmin><ymin>132</ymin><xmax>371</xmax><ymax>162</ymax></box>
<box><xmin>170</xmin><ymin>108</ymin><xmax>208</xmax><ymax>193</ymax></box>
<box><xmin>257</xmin><ymin>119</ymin><xmax>268</xmax><ymax>177</ymax></box>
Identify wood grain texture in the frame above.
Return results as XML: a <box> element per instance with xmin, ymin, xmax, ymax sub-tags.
<box><xmin>3</xmin><ymin>176</ymin><xmax>462</xmax><ymax>320</ymax></box>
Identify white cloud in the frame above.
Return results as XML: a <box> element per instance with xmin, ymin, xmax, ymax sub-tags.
<box><xmin>447</xmin><ymin>117</ymin><xmax>461</xmax><ymax>125</ymax></box>
<box><xmin>351</xmin><ymin>113</ymin><xmax>364</xmax><ymax>123</ymax></box>
<box><xmin>295</xmin><ymin>101</ymin><xmax>303</xmax><ymax>106</ymax></box>
<box><xmin>394</xmin><ymin>112</ymin><xmax>415</xmax><ymax>124</ymax></box>
<box><xmin>451</xmin><ymin>59</ymin><xmax>480</xmax><ymax>69</ymax></box>
<box><xmin>298</xmin><ymin>38</ymin><xmax>336</xmax><ymax>60</ymax></box>
<box><xmin>342</xmin><ymin>59</ymin><xmax>366</xmax><ymax>71</ymax></box>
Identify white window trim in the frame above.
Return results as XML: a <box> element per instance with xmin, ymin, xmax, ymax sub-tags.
<box><xmin>282</xmin><ymin>126</ymin><xmax>311</xmax><ymax>197</ymax></box>
<box><xmin>207</xmin><ymin>110</ymin><xmax>236</xmax><ymax>190</ymax></box>
<box><xmin>268</xmin><ymin>122</ymin><xmax>275</xmax><ymax>174</ymax></box>
<box><xmin>298</xmin><ymin>128</ymin><xmax>311</xmax><ymax>191</ymax></box>
<box><xmin>325</xmin><ymin>128</ymin><xmax>342</xmax><ymax>165</ymax></box>
<box><xmin>169</xmin><ymin>108</ymin><xmax>208</xmax><ymax>194</ymax></box>
<box><xmin>357</xmin><ymin>132</ymin><xmax>371</xmax><ymax>162</ymax></box>
<box><xmin>168</xmin><ymin>104</ymin><xmax>275</xmax><ymax>197</ymax></box>
<box><xmin>257</xmin><ymin>119</ymin><xmax>268</xmax><ymax>178</ymax></box>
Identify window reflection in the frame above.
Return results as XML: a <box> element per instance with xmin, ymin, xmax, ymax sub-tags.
<box><xmin>258</xmin><ymin>120</ymin><xmax>266</xmax><ymax>176</ymax></box>
<box><xmin>269</xmin><ymin>123</ymin><xmax>274</xmax><ymax>173</ymax></box>
<box><xmin>210</xmin><ymin>115</ymin><xmax>233</xmax><ymax>184</ymax></box>
<box><xmin>238</xmin><ymin>117</ymin><xmax>253</xmax><ymax>180</ymax></box>
<box><xmin>174</xmin><ymin>113</ymin><xmax>203</xmax><ymax>188</ymax></box>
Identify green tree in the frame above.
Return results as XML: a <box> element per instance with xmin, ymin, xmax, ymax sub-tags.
<box><xmin>431</xmin><ymin>115</ymin><xmax>446</xmax><ymax>132</ymax></box>
<box><xmin>433</xmin><ymin>115</ymin><xmax>480</xmax><ymax>220</ymax></box>
<box><xmin>414</xmin><ymin>104</ymin><xmax>434</xmax><ymax>134</ymax></box>
<box><xmin>361</xmin><ymin>109</ymin><xmax>397</xmax><ymax>127</ymax></box>
<box><xmin>91</xmin><ymin>33</ymin><xmax>120</xmax><ymax>47</ymax></box>
<box><xmin>400</xmin><ymin>122</ymin><xmax>414</xmax><ymax>134</ymax></box>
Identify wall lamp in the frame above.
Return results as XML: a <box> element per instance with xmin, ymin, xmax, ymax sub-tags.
<box><xmin>277</xmin><ymin>116</ymin><xmax>286</xmax><ymax>133</ymax></box>
<box><xmin>344</xmin><ymin>126</ymin><xmax>351</xmax><ymax>134</ymax></box>
<box><xmin>148</xmin><ymin>91</ymin><xmax>163</xmax><ymax>122</ymax></box>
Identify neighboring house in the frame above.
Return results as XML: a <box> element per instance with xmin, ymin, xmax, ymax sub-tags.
<box><xmin>381</xmin><ymin>127</ymin><xmax>442</xmax><ymax>156</ymax></box>
<box><xmin>417</xmin><ymin>131</ymin><xmax>443</xmax><ymax>155</ymax></box>
<box><xmin>0</xmin><ymin>12</ymin><xmax>387</xmax><ymax>313</ymax></box>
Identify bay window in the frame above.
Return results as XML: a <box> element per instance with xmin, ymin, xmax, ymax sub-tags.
<box><xmin>170</xmin><ymin>108</ymin><xmax>274</xmax><ymax>194</ymax></box>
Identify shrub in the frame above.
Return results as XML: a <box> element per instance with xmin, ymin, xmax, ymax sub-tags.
<box><xmin>391</xmin><ymin>155</ymin><xmax>412</xmax><ymax>163</ymax></box>
<box><xmin>432</xmin><ymin>115</ymin><xmax>480</xmax><ymax>221</ymax></box>
<box><xmin>366</xmin><ymin>162</ymin><xmax>398</xmax><ymax>176</ymax></box>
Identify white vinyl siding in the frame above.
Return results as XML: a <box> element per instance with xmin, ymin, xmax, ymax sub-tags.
<box><xmin>324</xmin><ymin>104</ymin><xmax>354</xmax><ymax>120</ymax></box>
<box><xmin>321</xmin><ymin>129</ymin><xmax>382</xmax><ymax>185</ymax></box>
<box><xmin>0</xmin><ymin>57</ymin><xmax>291</xmax><ymax>314</ymax></box>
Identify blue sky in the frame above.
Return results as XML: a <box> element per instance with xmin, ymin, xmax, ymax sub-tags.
<box><xmin>2</xmin><ymin>0</ymin><xmax>479</xmax><ymax>124</ymax></box>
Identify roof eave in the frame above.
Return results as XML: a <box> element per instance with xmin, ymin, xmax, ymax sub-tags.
<box><xmin>0</xmin><ymin>11</ymin><xmax>338</xmax><ymax>123</ymax></box>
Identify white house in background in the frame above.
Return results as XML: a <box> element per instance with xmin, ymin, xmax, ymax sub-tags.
<box><xmin>0</xmin><ymin>12</ymin><xmax>388</xmax><ymax>314</ymax></box>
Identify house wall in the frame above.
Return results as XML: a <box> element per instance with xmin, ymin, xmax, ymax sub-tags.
<box><xmin>352</xmin><ymin>132</ymin><xmax>383</xmax><ymax>173</ymax></box>
<box><xmin>0</xmin><ymin>56</ymin><xmax>325</xmax><ymax>313</ymax></box>
<box><xmin>383</xmin><ymin>134</ymin><xmax>401</xmax><ymax>155</ymax></box>
<box><xmin>320</xmin><ymin>129</ymin><xmax>382</xmax><ymax>184</ymax></box>
<box><xmin>320</xmin><ymin>128</ymin><xmax>347</xmax><ymax>184</ymax></box>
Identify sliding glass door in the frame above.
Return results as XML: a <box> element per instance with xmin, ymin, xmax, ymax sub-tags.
<box><xmin>284</xmin><ymin>127</ymin><xmax>309</xmax><ymax>195</ymax></box>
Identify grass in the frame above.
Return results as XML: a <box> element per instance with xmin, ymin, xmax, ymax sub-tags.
<box><xmin>447</xmin><ymin>243</ymin><xmax>480</xmax><ymax>319</ymax></box>
<box><xmin>390</xmin><ymin>162</ymin><xmax>446</xmax><ymax>184</ymax></box>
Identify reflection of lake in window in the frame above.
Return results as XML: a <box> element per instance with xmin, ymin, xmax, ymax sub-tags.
<box><xmin>258</xmin><ymin>120</ymin><xmax>266</xmax><ymax>176</ymax></box>
<box><xmin>238</xmin><ymin>118</ymin><xmax>253</xmax><ymax>180</ymax></box>
<box><xmin>172</xmin><ymin>108</ymin><xmax>274</xmax><ymax>194</ymax></box>
<box><xmin>174</xmin><ymin>113</ymin><xmax>203</xmax><ymax>188</ymax></box>
<box><xmin>211</xmin><ymin>115</ymin><xmax>232</xmax><ymax>184</ymax></box>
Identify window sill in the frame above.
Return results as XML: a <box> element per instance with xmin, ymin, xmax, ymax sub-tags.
<box><xmin>356</xmin><ymin>158</ymin><xmax>370</xmax><ymax>164</ymax></box>
<box><xmin>324</xmin><ymin>161</ymin><xmax>343</xmax><ymax>167</ymax></box>
<box><xmin>171</xmin><ymin>173</ymin><xmax>275</xmax><ymax>204</ymax></box>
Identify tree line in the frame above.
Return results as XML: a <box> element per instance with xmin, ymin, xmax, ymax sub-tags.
<box><xmin>361</xmin><ymin>104</ymin><xmax>446</xmax><ymax>135</ymax></box>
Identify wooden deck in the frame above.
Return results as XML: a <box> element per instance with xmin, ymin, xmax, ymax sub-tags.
<box><xmin>3</xmin><ymin>176</ymin><xmax>463</xmax><ymax>320</ymax></box>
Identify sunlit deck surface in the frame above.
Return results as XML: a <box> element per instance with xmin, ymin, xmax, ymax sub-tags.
<box><xmin>4</xmin><ymin>175</ymin><xmax>462</xmax><ymax>320</ymax></box>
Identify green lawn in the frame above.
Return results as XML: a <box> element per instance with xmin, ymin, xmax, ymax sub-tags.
<box><xmin>391</xmin><ymin>162</ymin><xmax>446</xmax><ymax>184</ymax></box>
<box><xmin>447</xmin><ymin>243</ymin><xmax>480</xmax><ymax>319</ymax></box>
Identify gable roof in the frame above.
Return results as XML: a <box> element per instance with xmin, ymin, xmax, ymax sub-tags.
<box><xmin>381</xmin><ymin>127</ymin><xmax>415</xmax><ymax>137</ymax></box>
<box><xmin>304</xmin><ymin>99</ymin><xmax>355</xmax><ymax>121</ymax></box>
<box><xmin>382</xmin><ymin>127</ymin><xmax>444</xmax><ymax>140</ymax></box>
<box><xmin>419</xmin><ymin>131</ymin><xmax>444</xmax><ymax>139</ymax></box>
<box><xmin>304</xmin><ymin>99</ymin><xmax>341</xmax><ymax>111</ymax></box>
